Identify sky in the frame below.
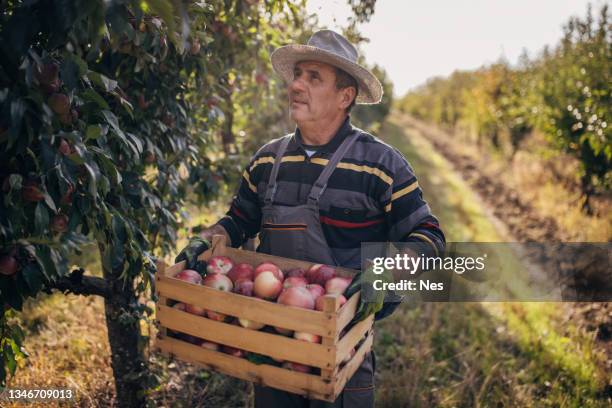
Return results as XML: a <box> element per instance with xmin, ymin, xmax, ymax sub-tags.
<box><xmin>306</xmin><ymin>0</ymin><xmax>602</xmax><ymax>97</ymax></box>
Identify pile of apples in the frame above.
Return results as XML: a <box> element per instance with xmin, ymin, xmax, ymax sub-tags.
<box><xmin>171</xmin><ymin>256</ymin><xmax>353</xmax><ymax>373</ymax></box>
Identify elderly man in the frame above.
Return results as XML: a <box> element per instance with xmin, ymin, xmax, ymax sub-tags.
<box><xmin>177</xmin><ymin>30</ymin><xmax>445</xmax><ymax>407</ymax></box>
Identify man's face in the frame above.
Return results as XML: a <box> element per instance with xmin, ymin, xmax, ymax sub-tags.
<box><xmin>288</xmin><ymin>60</ymin><xmax>352</xmax><ymax>126</ymax></box>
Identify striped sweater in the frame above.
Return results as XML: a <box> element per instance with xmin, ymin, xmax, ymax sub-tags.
<box><xmin>218</xmin><ymin>116</ymin><xmax>446</xmax><ymax>269</ymax></box>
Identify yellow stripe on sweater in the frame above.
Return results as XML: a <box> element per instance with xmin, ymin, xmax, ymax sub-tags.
<box><xmin>409</xmin><ymin>232</ymin><xmax>439</xmax><ymax>256</ymax></box>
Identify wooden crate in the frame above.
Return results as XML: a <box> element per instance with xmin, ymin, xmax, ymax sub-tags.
<box><xmin>155</xmin><ymin>235</ymin><xmax>373</xmax><ymax>402</ymax></box>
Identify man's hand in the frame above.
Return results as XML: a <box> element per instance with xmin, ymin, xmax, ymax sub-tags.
<box><xmin>175</xmin><ymin>224</ymin><xmax>229</xmax><ymax>272</ymax></box>
<box><xmin>345</xmin><ymin>262</ymin><xmax>400</xmax><ymax>322</ymax></box>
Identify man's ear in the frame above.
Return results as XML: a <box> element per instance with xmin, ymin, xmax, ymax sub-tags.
<box><xmin>340</xmin><ymin>86</ymin><xmax>357</xmax><ymax>110</ymax></box>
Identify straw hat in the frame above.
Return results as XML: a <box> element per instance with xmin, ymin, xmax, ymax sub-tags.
<box><xmin>271</xmin><ymin>30</ymin><xmax>383</xmax><ymax>104</ymax></box>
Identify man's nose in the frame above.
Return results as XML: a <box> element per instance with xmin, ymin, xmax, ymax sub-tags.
<box><xmin>289</xmin><ymin>75</ymin><xmax>306</xmax><ymax>93</ymax></box>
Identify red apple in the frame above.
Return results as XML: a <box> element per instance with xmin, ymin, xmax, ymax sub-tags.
<box><xmin>254</xmin><ymin>262</ymin><xmax>283</xmax><ymax>281</ymax></box>
<box><xmin>206</xmin><ymin>256</ymin><xmax>234</xmax><ymax>274</ymax></box>
<box><xmin>275</xmin><ymin>327</ymin><xmax>293</xmax><ymax>336</ymax></box>
<box><xmin>305</xmin><ymin>284</ymin><xmax>325</xmax><ymax>300</ymax></box>
<box><xmin>233</xmin><ymin>279</ymin><xmax>254</xmax><ymax>297</ymax></box>
<box><xmin>202</xmin><ymin>273</ymin><xmax>233</xmax><ymax>291</ymax></box>
<box><xmin>185</xmin><ymin>303</ymin><xmax>207</xmax><ymax>316</ymax></box>
<box><xmin>222</xmin><ymin>345</ymin><xmax>245</xmax><ymax>358</ymax></box>
<box><xmin>49</xmin><ymin>93</ymin><xmax>71</xmax><ymax>115</ymax></box>
<box><xmin>277</xmin><ymin>286</ymin><xmax>315</xmax><ymax>310</ymax></box>
<box><xmin>202</xmin><ymin>273</ymin><xmax>233</xmax><ymax>322</ymax></box>
<box><xmin>238</xmin><ymin>318</ymin><xmax>265</xmax><ymax>330</ymax></box>
<box><xmin>282</xmin><ymin>361</ymin><xmax>311</xmax><ymax>374</ymax></box>
<box><xmin>175</xmin><ymin>269</ymin><xmax>202</xmax><ymax>285</ymax></box>
<box><xmin>283</xmin><ymin>276</ymin><xmax>308</xmax><ymax>289</ymax></box>
<box><xmin>306</xmin><ymin>264</ymin><xmax>336</xmax><ymax>286</ymax></box>
<box><xmin>199</xmin><ymin>341</ymin><xmax>220</xmax><ymax>351</ymax></box>
<box><xmin>172</xmin><ymin>302</ymin><xmax>186</xmax><ymax>311</ymax></box>
<box><xmin>21</xmin><ymin>181</ymin><xmax>45</xmax><ymax>202</ymax></box>
<box><xmin>0</xmin><ymin>256</ymin><xmax>18</xmax><ymax>276</ymax></box>
<box><xmin>254</xmin><ymin>271</ymin><xmax>283</xmax><ymax>300</ymax></box>
<box><xmin>228</xmin><ymin>263</ymin><xmax>254</xmax><ymax>282</ymax></box>
<box><xmin>293</xmin><ymin>331</ymin><xmax>321</xmax><ymax>344</ymax></box>
<box><xmin>50</xmin><ymin>214</ymin><xmax>68</xmax><ymax>233</ymax></box>
<box><xmin>58</xmin><ymin>138</ymin><xmax>71</xmax><ymax>155</ymax></box>
<box><xmin>325</xmin><ymin>277</ymin><xmax>352</xmax><ymax>295</ymax></box>
<box><xmin>315</xmin><ymin>295</ymin><xmax>347</xmax><ymax>311</ymax></box>
<box><xmin>286</xmin><ymin>268</ymin><xmax>306</xmax><ymax>278</ymax></box>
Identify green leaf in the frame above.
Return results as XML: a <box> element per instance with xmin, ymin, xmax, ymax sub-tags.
<box><xmin>89</xmin><ymin>71</ymin><xmax>117</xmax><ymax>92</ymax></box>
<box><xmin>34</xmin><ymin>202</ymin><xmax>49</xmax><ymax>235</ymax></box>
<box><xmin>4</xmin><ymin>344</ymin><xmax>16</xmax><ymax>376</ymax></box>
<box><xmin>81</xmin><ymin>88</ymin><xmax>110</xmax><ymax>110</ymax></box>
<box><xmin>21</xmin><ymin>263</ymin><xmax>44</xmax><ymax>294</ymax></box>
<box><xmin>42</xmin><ymin>191</ymin><xmax>57</xmax><ymax>213</ymax></box>
<box><xmin>9</xmin><ymin>174</ymin><xmax>23</xmax><ymax>190</ymax></box>
<box><xmin>85</xmin><ymin>125</ymin><xmax>102</xmax><ymax>141</ymax></box>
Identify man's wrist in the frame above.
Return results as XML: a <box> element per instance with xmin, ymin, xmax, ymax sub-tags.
<box><xmin>200</xmin><ymin>224</ymin><xmax>230</xmax><ymax>243</ymax></box>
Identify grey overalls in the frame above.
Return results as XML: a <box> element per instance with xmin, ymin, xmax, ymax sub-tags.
<box><xmin>254</xmin><ymin>132</ymin><xmax>375</xmax><ymax>408</ymax></box>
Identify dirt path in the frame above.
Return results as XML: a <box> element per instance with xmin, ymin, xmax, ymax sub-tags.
<box><xmin>391</xmin><ymin>112</ymin><xmax>611</xmax><ymax>379</ymax></box>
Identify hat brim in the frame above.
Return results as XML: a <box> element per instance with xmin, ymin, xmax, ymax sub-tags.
<box><xmin>271</xmin><ymin>44</ymin><xmax>383</xmax><ymax>105</ymax></box>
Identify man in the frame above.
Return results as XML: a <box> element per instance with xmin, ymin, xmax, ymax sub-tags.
<box><xmin>177</xmin><ymin>30</ymin><xmax>445</xmax><ymax>407</ymax></box>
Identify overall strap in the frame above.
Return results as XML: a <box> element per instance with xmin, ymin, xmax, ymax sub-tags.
<box><xmin>308</xmin><ymin>131</ymin><xmax>360</xmax><ymax>205</ymax></box>
<box><xmin>264</xmin><ymin>135</ymin><xmax>292</xmax><ymax>205</ymax></box>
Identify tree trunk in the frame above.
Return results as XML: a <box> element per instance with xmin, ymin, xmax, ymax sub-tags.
<box><xmin>100</xmin><ymin>246</ymin><xmax>148</xmax><ymax>408</ymax></box>
<box><xmin>580</xmin><ymin>171</ymin><xmax>594</xmax><ymax>216</ymax></box>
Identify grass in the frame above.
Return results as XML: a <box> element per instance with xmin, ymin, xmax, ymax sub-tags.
<box><xmin>4</xmin><ymin>112</ymin><xmax>609</xmax><ymax>407</ymax></box>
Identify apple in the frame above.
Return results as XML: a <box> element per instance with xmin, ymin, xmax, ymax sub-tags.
<box><xmin>207</xmin><ymin>256</ymin><xmax>234</xmax><ymax>274</ymax></box>
<box><xmin>283</xmin><ymin>276</ymin><xmax>308</xmax><ymax>289</ymax></box>
<box><xmin>315</xmin><ymin>295</ymin><xmax>347</xmax><ymax>311</ymax></box>
<box><xmin>275</xmin><ymin>327</ymin><xmax>293</xmax><ymax>336</ymax></box>
<box><xmin>172</xmin><ymin>302</ymin><xmax>186</xmax><ymax>311</ymax></box>
<box><xmin>174</xmin><ymin>269</ymin><xmax>202</xmax><ymax>285</ymax></box>
<box><xmin>49</xmin><ymin>93</ymin><xmax>71</xmax><ymax>115</ymax></box>
<box><xmin>50</xmin><ymin>214</ymin><xmax>68</xmax><ymax>233</ymax></box>
<box><xmin>58</xmin><ymin>138</ymin><xmax>71</xmax><ymax>155</ymax></box>
<box><xmin>21</xmin><ymin>181</ymin><xmax>45</xmax><ymax>202</ymax></box>
<box><xmin>238</xmin><ymin>318</ymin><xmax>265</xmax><ymax>330</ymax></box>
<box><xmin>325</xmin><ymin>277</ymin><xmax>352</xmax><ymax>295</ymax></box>
<box><xmin>202</xmin><ymin>273</ymin><xmax>233</xmax><ymax>291</ymax></box>
<box><xmin>185</xmin><ymin>303</ymin><xmax>207</xmax><ymax>316</ymax></box>
<box><xmin>202</xmin><ymin>273</ymin><xmax>233</xmax><ymax>321</ymax></box>
<box><xmin>306</xmin><ymin>264</ymin><xmax>336</xmax><ymax>286</ymax></box>
<box><xmin>254</xmin><ymin>262</ymin><xmax>283</xmax><ymax>281</ymax></box>
<box><xmin>222</xmin><ymin>345</ymin><xmax>246</xmax><ymax>358</ymax></box>
<box><xmin>286</xmin><ymin>268</ymin><xmax>306</xmax><ymax>278</ymax></box>
<box><xmin>305</xmin><ymin>284</ymin><xmax>325</xmax><ymax>300</ymax></box>
<box><xmin>282</xmin><ymin>361</ymin><xmax>311</xmax><ymax>374</ymax></box>
<box><xmin>228</xmin><ymin>263</ymin><xmax>254</xmax><ymax>282</ymax></box>
<box><xmin>233</xmin><ymin>279</ymin><xmax>254</xmax><ymax>297</ymax></box>
<box><xmin>277</xmin><ymin>286</ymin><xmax>315</xmax><ymax>310</ymax></box>
<box><xmin>190</xmin><ymin>38</ymin><xmax>201</xmax><ymax>55</ymax></box>
<box><xmin>293</xmin><ymin>331</ymin><xmax>321</xmax><ymax>344</ymax></box>
<box><xmin>0</xmin><ymin>256</ymin><xmax>18</xmax><ymax>276</ymax></box>
<box><xmin>199</xmin><ymin>341</ymin><xmax>220</xmax><ymax>351</ymax></box>
<box><xmin>254</xmin><ymin>271</ymin><xmax>283</xmax><ymax>300</ymax></box>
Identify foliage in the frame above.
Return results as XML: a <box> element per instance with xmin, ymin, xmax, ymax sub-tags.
<box><xmin>398</xmin><ymin>3</ymin><xmax>610</xmax><ymax>209</ymax></box>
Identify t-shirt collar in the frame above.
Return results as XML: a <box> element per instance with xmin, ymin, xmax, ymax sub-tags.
<box><xmin>293</xmin><ymin>115</ymin><xmax>353</xmax><ymax>156</ymax></box>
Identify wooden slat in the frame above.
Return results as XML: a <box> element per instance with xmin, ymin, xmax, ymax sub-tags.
<box><xmin>333</xmin><ymin>331</ymin><xmax>374</xmax><ymax>396</ymax></box>
<box><xmin>157</xmin><ymin>275</ymin><xmax>335</xmax><ymax>336</ymax></box>
<box><xmin>336</xmin><ymin>292</ymin><xmax>360</xmax><ymax>335</ymax></box>
<box><xmin>320</xmin><ymin>295</ymin><xmax>341</xmax><ymax>380</ymax></box>
<box><xmin>158</xmin><ymin>305</ymin><xmax>334</xmax><ymax>369</ymax></box>
<box><xmin>336</xmin><ymin>315</ymin><xmax>374</xmax><ymax>365</ymax></box>
<box><xmin>157</xmin><ymin>336</ymin><xmax>336</xmax><ymax>401</ymax></box>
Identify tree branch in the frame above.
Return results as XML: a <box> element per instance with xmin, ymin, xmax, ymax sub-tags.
<box><xmin>45</xmin><ymin>268</ymin><xmax>111</xmax><ymax>298</ymax></box>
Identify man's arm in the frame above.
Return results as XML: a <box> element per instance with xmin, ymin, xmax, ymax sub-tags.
<box><xmin>382</xmin><ymin>149</ymin><xmax>446</xmax><ymax>257</ymax></box>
